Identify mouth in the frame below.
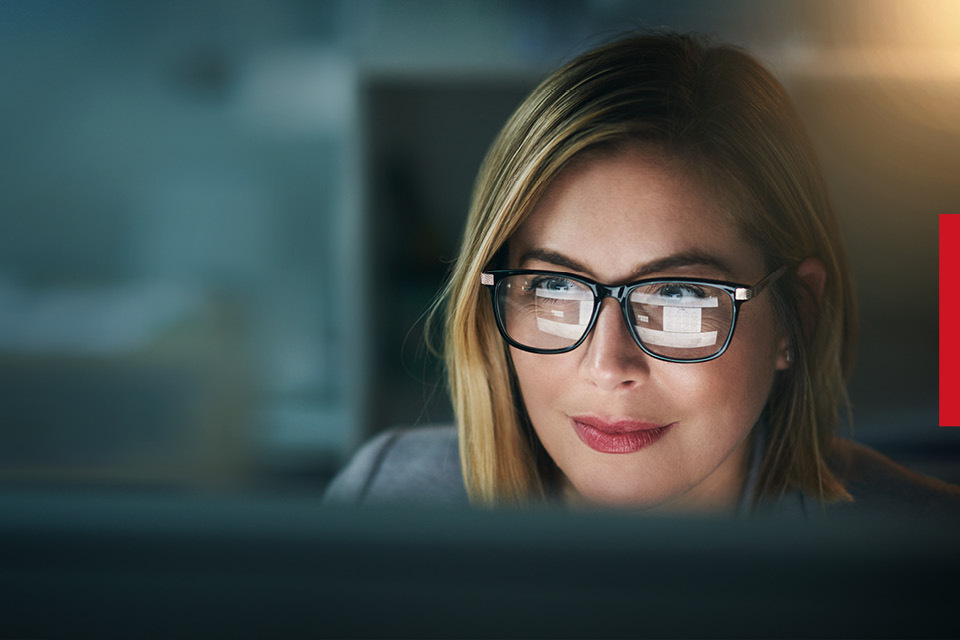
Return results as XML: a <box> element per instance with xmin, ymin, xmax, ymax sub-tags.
<box><xmin>570</xmin><ymin>416</ymin><xmax>673</xmax><ymax>454</ymax></box>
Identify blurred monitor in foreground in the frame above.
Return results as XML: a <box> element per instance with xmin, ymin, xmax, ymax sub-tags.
<box><xmin>1</xmin><ymin>488</ymin><xmax>957</xmax><ymax>639</ymax></box>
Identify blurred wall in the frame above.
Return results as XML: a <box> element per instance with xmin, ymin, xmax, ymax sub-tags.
<box><xmin>0</xmin><ymin>0</ymin><xmax>956</xmax><ymax>491</ymax></box>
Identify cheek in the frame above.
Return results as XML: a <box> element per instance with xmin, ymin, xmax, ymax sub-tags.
<box><xmin>704</xmin><ymin>305</ymin><xmax>783</xmax><ymax>408</ymax></box>
<box><xmin>510</xmin><ymin>349</ymin><xmax>563</xmax><ymax>408</ymax></box>
<box><xmin>690</xmin><ymin>352</ymin><xmax>771</xmax><ymax>408</ymax></box>
<box><xmin>650</xmin><ymin>354</ymin><xmax>770</xmax><ymax>425</ymax></box>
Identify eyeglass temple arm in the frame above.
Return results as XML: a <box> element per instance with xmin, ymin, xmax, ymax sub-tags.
<box><xmin>734</xmin><ymin>265</ymin><xmax>790</xmax><ymax>301</ymax></box>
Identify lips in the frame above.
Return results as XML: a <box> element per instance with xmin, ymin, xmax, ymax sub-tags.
<box><xmin>571</xmin><ymin>416</ymin><xmax>673</xmax><ymax>454</ymax></box>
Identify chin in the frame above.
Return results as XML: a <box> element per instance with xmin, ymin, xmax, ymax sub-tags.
<box><xmin>573</xmin><ymin>476</ymin><xmax>735</xmax><ymax>514</ymax></box>
<box><xmin>567</xmin><ymin>474</ymin><xmax>676</xmax><ymax>511</ymax></box>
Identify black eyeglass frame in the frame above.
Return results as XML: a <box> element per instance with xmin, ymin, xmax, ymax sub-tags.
<box><xmin>480</xmin><ymin>265</ymin><xmax>789</xmax><ymax>363</ymax></box>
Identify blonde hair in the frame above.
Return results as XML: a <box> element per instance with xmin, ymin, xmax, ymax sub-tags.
<box><xmin>436</xmin><ymin>32</ymin><xmax>857</xmax><ymax>506</ymax></box>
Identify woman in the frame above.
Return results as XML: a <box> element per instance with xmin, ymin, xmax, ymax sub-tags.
<box><xmin>326</xmin><ymin>31</ymin><xmax>959</xmax><ymax>514</ymax></box>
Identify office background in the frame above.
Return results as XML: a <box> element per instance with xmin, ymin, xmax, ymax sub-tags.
<box><xmin>0</xmin><ymin>0</ymin><xmax>957</xmax><ymax>493</ymax></box>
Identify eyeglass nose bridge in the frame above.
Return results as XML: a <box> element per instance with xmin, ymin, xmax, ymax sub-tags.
<box><xmin>595</xmin><ymin>283</ymin><xmax>630</xmax><ymax>301</ymax></box>
<box><xmin>585</xmin><ymin>283</ymin><xmax>639</xmax><ymax>341</ymax></box>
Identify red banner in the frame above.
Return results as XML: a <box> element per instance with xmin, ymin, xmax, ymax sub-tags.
<box><xmin>940</xmin><ymin>214</ymin><xmax>960</xmax><ymax>426</ymax></box>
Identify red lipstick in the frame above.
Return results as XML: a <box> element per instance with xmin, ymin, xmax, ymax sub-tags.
<box><xmin>571</xmin><ymin>416</ymin><xmax>672</xmax><ymax>454</ymax></box>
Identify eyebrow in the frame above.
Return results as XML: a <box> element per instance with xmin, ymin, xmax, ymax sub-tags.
<box><xmin>517</xmin><ymin>248</ymin><xmax>738</xmax><ymax>281</ymax></box>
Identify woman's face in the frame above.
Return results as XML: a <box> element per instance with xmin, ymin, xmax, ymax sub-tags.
<box><xmin>508</xmin><ymin>148</ymin><xmax>788</xmax><ymax>511</ymax></box>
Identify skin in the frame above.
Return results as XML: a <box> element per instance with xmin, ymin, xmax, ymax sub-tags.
<box><xmin>508</xmin><ymin>148</ymin><xmax>790</xmax><ymax>512</ymax></box>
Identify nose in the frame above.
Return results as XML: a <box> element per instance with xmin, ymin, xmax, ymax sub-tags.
<box><xmin>578</xmin><ymin>297</ymin><xmax>652</xmax><ymax>391</ymax></box>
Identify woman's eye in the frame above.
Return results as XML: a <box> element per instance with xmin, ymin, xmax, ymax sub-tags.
<box><xmin>657</xmin><ymin>283</ymin><xmax>706</xmax><ymax>299</ymax></box>
<box><xmin>528</xmin><ymin>276</ymin><xmax>576</xmax><ymax>292</ymax></box>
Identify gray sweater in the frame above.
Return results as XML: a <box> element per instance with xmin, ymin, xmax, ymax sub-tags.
<box><xmin>324</xmin><ymin>426</ymin><xmax>468</xmax><ymax>506</ymax></box>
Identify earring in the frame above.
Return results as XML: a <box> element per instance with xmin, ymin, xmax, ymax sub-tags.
<box><xmin>784</xmin><ymin>347</ymin><xmax>794</xmax><ymax>365</ymax></box>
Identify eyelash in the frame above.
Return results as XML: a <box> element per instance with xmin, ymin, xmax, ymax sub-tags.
<box><xmin>526</xmin><ymin>275</ymin><xmax>579</xmax><ymax>291</ymax></box>
<box><xmin>526</xmin><ymin>275</ymin><xmax>708</xmax><ymax>297</ymax></box>
<box><xmin>654</xmin><ymin>283</ymin><xmax>707</xmax><ymax>298</ymax></box>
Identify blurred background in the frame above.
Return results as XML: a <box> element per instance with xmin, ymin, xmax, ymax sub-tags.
<box><xmin>0</xmin><ymin>0</ymin><xmax>957</xmax><ymax>495</ymax></box>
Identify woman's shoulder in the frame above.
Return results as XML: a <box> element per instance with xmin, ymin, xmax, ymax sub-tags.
<box><xmin>323</xmin><ymin>425</ymin><xmax>468</xmax><ymax>506</ymax></box>
<box><xmin>825</xmin><ymin>438</ymin><xmax>960</xmax><ymax>515</ymax></box>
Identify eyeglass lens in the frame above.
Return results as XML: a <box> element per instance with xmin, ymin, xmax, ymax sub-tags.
<box><xmin>497</xmin><ymin>273</ymin><xmax>734</xmax><ymax>360</ymax></box>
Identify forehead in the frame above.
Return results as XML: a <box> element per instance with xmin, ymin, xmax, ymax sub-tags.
<box><xmin>510</xmin><ymin>148</ymin><xmax>762</xmax><ymax>281</ymax></box>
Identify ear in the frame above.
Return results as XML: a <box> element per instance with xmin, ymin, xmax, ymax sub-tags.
<box><xmin>775</xmin><ymin>257</ymin><xmax>826</xmax><ymax>370</ymax></box>
<box><xmin>796</xmin><ymin>256</ymin><xmax>827</xmax><ymax>306</ymax></box>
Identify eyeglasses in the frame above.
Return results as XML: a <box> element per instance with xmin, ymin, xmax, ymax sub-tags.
<box><xmin>480</xmin><ymin>265</ymin><xmax>788</xmax><ymax>363</ymax></box>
